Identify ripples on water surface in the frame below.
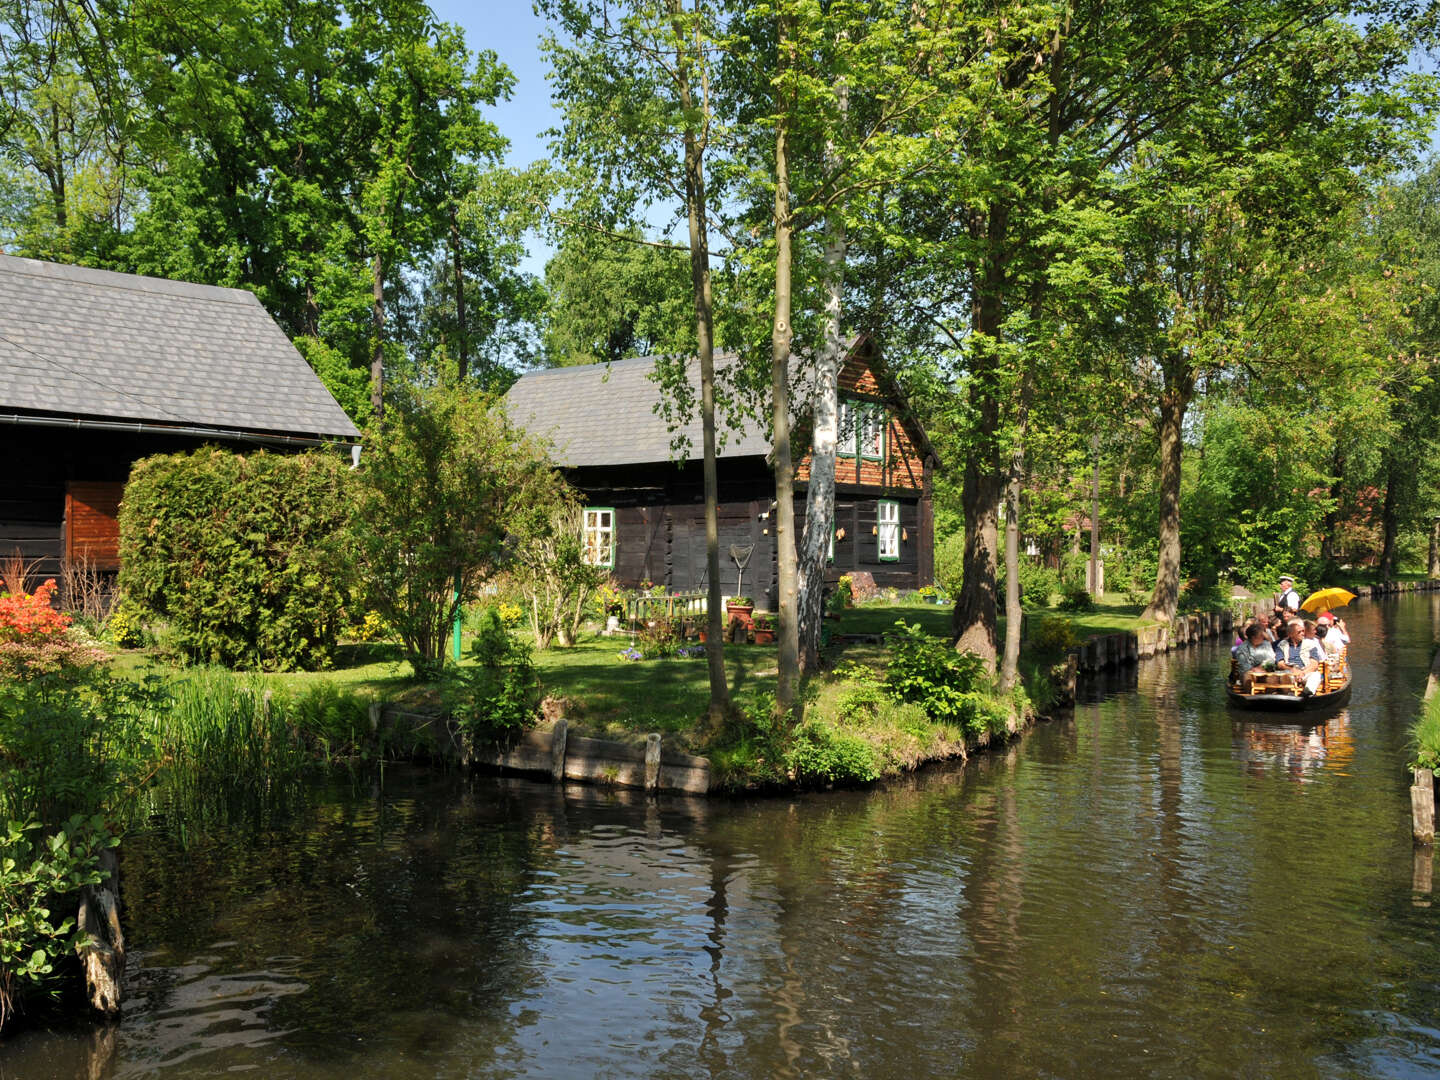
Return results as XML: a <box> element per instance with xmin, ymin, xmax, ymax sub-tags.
<box><xmin>5</xmin><ymin>594</ymin><xmax>1440</xmax><ymax>1079</ymax></box>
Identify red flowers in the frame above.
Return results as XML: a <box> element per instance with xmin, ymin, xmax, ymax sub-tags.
<box><xmin>0</xmin><ymin>579</ymin><xmax>72</xmax><ymax>641</ymax></box>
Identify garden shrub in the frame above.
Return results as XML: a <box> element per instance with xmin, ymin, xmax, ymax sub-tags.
<box><xmin>447</xmin><ymin>611</ymin><xmax>541</xmax><ymax>742</ymax></box>
<box><xmin>934</xmin><ymin>531</ymin><xmax>965</xmax><ymax>598</ymax></box>
<box><xmin>119</xmin><ymin>448</ymin><xmax>352</xmax><ymax>671</ymax></box>
<box><xmin>1028</xmin><ymin>616</ymin><xmax>1079</xmax><ymax>653</ymax></box>
<box><xmin>883</xmin><ymin>620</ymin><xmax>988</xmax><ymax>725</ymax></box>
<box><xmin>785</xmin><ymin>722</ymin><xmax>880</xmax><ymax>786</ymax></box>
<box><xmin>0</xmin><ymin>579</ymin><xmax>107</xmax><ymax>679</ymax></box>
<box><xmin>349</xmin><ymin>376</ymin><xmax>565</xmax><ymax>677</ymax></box>
<box><xmin>1057</xmin><ymin>586</ymin><xmax>1095</xmax><ymax>612</ymax></box>
<box><xmin>510</xmin><ymin>502</ymin><xmax>605</xmax><ymax>649</ymax></box>
<box><xmin>998</xmin><ymin>559</ymin><xmax>1060</xmax><ymax>609</ymax></box>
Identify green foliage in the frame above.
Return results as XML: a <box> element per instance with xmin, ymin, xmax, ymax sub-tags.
<box><xmin>934</xmin><ymin>531</ymin><xmax>965</xmax><ymax>599</ymax></box>
<box><xmin>785</xmin><ymin>723</ymin><xmax>881</xmax><ymax>786</ymax></box>
<box><xmin>883</xmin><ymin>621</ymin><xmax>989</xmax><ymax>730</ymax></box>
<box><xmin>510</xmin><ymin>501</ymin><xmax>606</xmax><ymax>649</ymax></box>
<box><xmin>1057</xmin><ymin>587</ymin><xmax>1096</xmax><ymax>613</ymax></box>
<box><xmin>1028</xmin><ymin>617</ymin><xmax>1080</xmax><ymax>653</ymax></box>
<box><xmin>1411</xmin><ymin>692</ymin><xmax>1440</xmax><ymax>772</ymax></box>
<box><xmin>447</xmin><ymin>613</ymin><xmax>540</xmax><ymax>742</ymax></box>
<box><xmin>118</xmin><ymin>449</ymin><xmax>351</xmax><ymax>671</ymax></box>
<box><xmin>103</xmin><ymin>599</ymin><xmax>148</xmax><ymax>650</ymax></box>
<box><xmin>349</xmin><ymin>376</ymin><xmax>563</xmax><ymax>678</ymax></box>
<box><xmin>999</xmin><ymin>559</ymin><xmax>1061</xmax><ymax>609</ymax></box>
<box><xmin>0</xmin><ymin>815</ymin><xmax>117</xmax><ymax>1029</ymax></box>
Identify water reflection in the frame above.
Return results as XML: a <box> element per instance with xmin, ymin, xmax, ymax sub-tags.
<box><xmin>5</xmin><ymin>597</ymin><xmax>1440</xmax><ymax>1079</ymax></box>
<box><xmin>1232</xmin><ymin>710</ymin><xmax>1357</xmax><ymax>782</ymax></box>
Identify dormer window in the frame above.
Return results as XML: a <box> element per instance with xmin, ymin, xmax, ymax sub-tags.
<box><xmin>837</xmin><ymin>399</ymin><xmax>885</xmax><ymax>461</ymax></box>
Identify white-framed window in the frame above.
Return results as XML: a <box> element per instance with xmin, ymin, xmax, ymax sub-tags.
<box><xmin>583</xmin><ymin>507</ymin><xmax>615</xmax><ymax>567</ymax></box>
<box><xmin>859</xmin><ymin>406</ymin><xmax>885</xmax><ymax>460</ymax></box>
<box><xmin>837</xmin><ymin>400</ymin><xmax>886</xmax><ymax>461</ymax></box>
<box><xmin>878</xmin><ymin>500</ymin><xmax>900</xmax><ymax>562</ymax></box>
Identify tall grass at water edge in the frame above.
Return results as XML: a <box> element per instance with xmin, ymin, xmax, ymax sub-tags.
<box><xmin>1410</xmin><ymin>690</ymin><xmax>1440</xmax><ymax>772</ymax></box>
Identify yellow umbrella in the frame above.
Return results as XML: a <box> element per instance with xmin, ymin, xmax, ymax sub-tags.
<box><xmin>1300</xmin><ymin>587</ymin><xmax>1356</xmax><ymax>613</ymax></box>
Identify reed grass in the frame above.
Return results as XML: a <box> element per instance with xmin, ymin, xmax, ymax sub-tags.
<box><xmin>1411</xmin><ymin>690</ymin><xmax>1440</xmax><ymax>772</ymax></box>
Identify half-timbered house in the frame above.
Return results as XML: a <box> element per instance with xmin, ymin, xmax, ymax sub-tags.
<box><xmin>0</xmin><ymin>254</ymin><xmax>359</xmax><ymax>586</ymax></box>
<box><xmin>503</xmin><ymin>335</ymin><xmax>937</xmax><ymax>606</ymax></box>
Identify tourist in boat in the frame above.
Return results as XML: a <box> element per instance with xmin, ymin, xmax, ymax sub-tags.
<box><xmin>1234</xmin><ymin>623</ymin><xmax>1277</xmax><ymax>690</ymax></box>
<box><xmin>1318</xmin><ymin>611</ymin><xmax>1350</xmax><ymax>647</ymax></box>
<box><xmin>1315</xmin><ymin>622</ymin><xmax>1343</xmax><ymax>659</ymax></box>
<box><xmin>1275</xmin><ymin>619</ymin><xmax>1323</xmax><ymax>694</ymax></box>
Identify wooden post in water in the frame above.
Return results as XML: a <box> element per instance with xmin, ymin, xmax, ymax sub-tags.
<box><xmin>550</xmin><ymin>718</ymin><xmax>568</xmax><ymax>783</ymax></box>
<box><xmin>645</xmin><ymin>733</ymin><xmax>662</xmax><ymax>793</ymax></box>
<box><xmin>1413</xmin><ymin>768</ymin><xmax>1435</xmax><ymax>845</ymax></box>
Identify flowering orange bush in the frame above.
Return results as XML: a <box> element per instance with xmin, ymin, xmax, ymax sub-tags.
<box><xmin>0</xmin><ymin>580</ymin><xmax>104</xmax><ymax>679</ymax></box>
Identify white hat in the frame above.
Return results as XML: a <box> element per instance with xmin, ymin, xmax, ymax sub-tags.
<box><xmin>1279</xmin><ymin>574</ymin><xmax>1295</xmax><ymax>584</ymax></box>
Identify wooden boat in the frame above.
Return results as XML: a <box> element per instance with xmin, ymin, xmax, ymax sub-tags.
<box><xmin>1226</xmin><ymin>661</ymin><xmax>1352</xmax><ymax>713</ymax></box>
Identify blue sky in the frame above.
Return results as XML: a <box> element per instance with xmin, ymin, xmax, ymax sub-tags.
<box><xmin>429</xmin><ymin>1</ymin><xmax>559</xmax><ymax>274</ymax></box>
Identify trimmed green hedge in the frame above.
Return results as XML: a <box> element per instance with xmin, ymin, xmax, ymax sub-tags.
<box><xmin>118</xmin><ymin>448</ymin><xmax>352</xmax><ymax>670</ymax></box>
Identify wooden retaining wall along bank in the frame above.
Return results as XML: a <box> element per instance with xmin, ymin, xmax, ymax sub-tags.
<box><xmin>386</xmin><ymin>580</ymin><xmax>1440</xmax><ymax>798</ymax></box>
<box><xmin>1413</xmin><ymin>642</ymin><xmax>1440</xmax><ymax>846</ymax></box>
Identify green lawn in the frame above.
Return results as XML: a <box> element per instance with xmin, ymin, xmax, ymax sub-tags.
<box><xmin>101</xmin><ymin>595</ymin><xmax>1159</xmax><ymax>750</ymax></box>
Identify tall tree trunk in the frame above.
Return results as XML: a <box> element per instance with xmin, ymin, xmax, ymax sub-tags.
<box><xmin>370</xmin><ymin>251</ymin><xmax>385</xmax><ymax>419</ymax></box>
<box><xmin>1089</xmin><ymin>438</ymin><xmax>1100</xmax><ymax>595</ymax></box>
<box><xmin>1320</xmin><ymin>445</ymin><xmax>1343</xmax><ymax>574</ymax></box>
<box><xmin>1429</xmin><ymin>517</ymin><xmax>1440</xmax><ymax>580</ymax></box>
<box><xmin>450</xmin><ymin>203</ymin><xmax>470</xmax><ymax>382</ymax></box>
<box><xmin>999</xmin><ymin>379</ymin><xmax>1030</xmax><ymax>691</ymax></box>
<box><xmin>1142</xmin><ymin>373</ymin><xmax>1191</xmax><ymax>623</ymax></box>
<box><xmin>1378</xmin><ymin>457</ymin><xmax>1400</xmax><ymax>581</ymax></box>
<box><xmin>952</xmin><ymin>203</ymin><xmax>1008</xmax><ymax>669</ymax></box>
<box><xmin>771</xmin><ymin>50</ymin><xmax>800</xmax><ymax>717</ymax></box>
<box><xmin>796</xmin><ymin>70</ymin><xmax>848</xmax><ymax>676</ymax></box>
<box><xmin>670</xmin><ymin>0</ymin><xmax>730</xmax><ymax>725</ymax></box>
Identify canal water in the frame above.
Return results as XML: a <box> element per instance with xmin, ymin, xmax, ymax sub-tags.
<box><xmin>5</xmin><ymin>594</ymin><xmax>1440</xmax><ymax>1079</ymax></box>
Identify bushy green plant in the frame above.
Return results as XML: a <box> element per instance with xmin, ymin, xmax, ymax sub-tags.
<box><xmin>635</xmin><ymin>618</ymin><xmax>684</xmax><ymax>658</ymax></box>
<box><xmin>785</xmin><ymin>722</ymin><xmax>880</xmax><ymax>785</ymax></box>
<box><xmin>511</xmin><ymin>502</ymin><xmax>606</xmax><ymax>649</ymax></box>
<box><xmin>119</xmin><ymin>448</ymin><xmax>352</xmax><ymax>671</ymax></box>
<box><xmin>998</xmin><ymin>559</ymin><xmax>1061</xmax><ymax>609</ymax></box>
<box><xmin>103</xmin><ymin>598</ymin><xmax>148</xmax><ymax>649</ymax></box>
<box><xmin>349</xmin><ymin>376</ymin><xmax>565</xmax><ymax>678</ymax></box>
<box><xmin>447</xmin><ymin>612</ymin><xmax>540</xmax><ymax>742</ymax></box>
<box><xmin>1028</xmin><ymin>616</ymin><xmax>1079</xmax><ymax>652</ymax></box>
<box><xmin>1410</xmin><ymin>693</ymin><xmax>1440</xmax><ymax>772</ymax></box>
<box><xmin>883</xmin><ymin>621</ymin><xmax>987</xmax><ymax>725</ymax></box>
<box><xmin>0</xmin><ymin>815</ymin><xmax>117</xmax><ymax>1030</ymax></box>
<box><xmin>1057</xmin><ymin>586</ymin><xmax>1095</xmax><ymax>612</ymax></box>
<box><xmin>279</xmin><ymin>683</ymin><xmax>374</xmax><ymax>759</ymax></box>
<box><xmin>934</xmin><ymin>531</ymin><xmax>965</xmax><ymax>598</ymax></box>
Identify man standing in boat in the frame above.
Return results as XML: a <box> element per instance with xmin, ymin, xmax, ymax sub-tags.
<box><xmin>1277</xmin><ymin>575</ymin><xmax>1302</xmax><ymax>613</ymax></box>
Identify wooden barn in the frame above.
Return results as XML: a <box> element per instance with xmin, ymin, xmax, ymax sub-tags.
<box><xmin>0</xmin><ymin>254</ymin><xmax>360</xmax><ymax>587</ymax></box>
<box><xmin>503</xmin><ymin>336</ymin><xmax>937</xmax><ymax>607</ymax></box>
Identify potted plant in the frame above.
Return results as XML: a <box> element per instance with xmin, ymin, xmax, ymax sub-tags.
<box><xmin>752</xmin><ymin>613</ymin><xmax>776</xmax><ymax>644</ymax></box>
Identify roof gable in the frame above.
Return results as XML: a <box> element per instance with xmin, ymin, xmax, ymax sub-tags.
<box><xmin>0</xmin><ymin>254</ymin><xmax>359</xmax><ymax>440</ymax></box>
<box><xmin>504</xmin><ymin>335</ymin><xmax>937</xmax><ymax>470</ymax></box>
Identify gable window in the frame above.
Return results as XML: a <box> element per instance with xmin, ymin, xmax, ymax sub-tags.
<box><xmin>878</xmin><ymin>500</ymin><xmax>900</xmax><ymax>562</ymax></box>
<box><xmin>583</xmin><ymin>507</ymin><xmax>615</xmax><ymax>567</ymax></box>
<box><xmin>838</xmin><ymin>399</ymin><xmax>886</xmax><ymax>461</ymax></box>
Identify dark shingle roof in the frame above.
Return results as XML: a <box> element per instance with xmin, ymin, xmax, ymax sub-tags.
<box><xmin>0</xmin><ymin>254</ymin><xmax>359</xmax><ymax>440</ymax></box>
<box><xmin>504</xmin><ymin>354</ymin><xmax>772</xmax><ymax>467</ymax></box>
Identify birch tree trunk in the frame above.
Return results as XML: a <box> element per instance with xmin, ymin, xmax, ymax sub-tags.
<box><xmin>796</xmin><ymin>72</ymin><xmax>848</xmax><ymax>676</ymax></box>
<box><xmin>771</xmin><ymin>19</ymin><xmax>800</xmax><ymax>716</ymax></box>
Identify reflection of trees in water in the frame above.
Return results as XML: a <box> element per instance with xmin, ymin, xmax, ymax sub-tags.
<box><xmin>119</xmin><ymin>767</ymin><xmax>552</xmax><ymax>1070</ymax></box>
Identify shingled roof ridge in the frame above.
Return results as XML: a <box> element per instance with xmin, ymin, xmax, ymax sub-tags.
<box><xmin>0</xmin><ymin>252</ymin><xmax>256</xmax><ymax>306</ymax></box>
